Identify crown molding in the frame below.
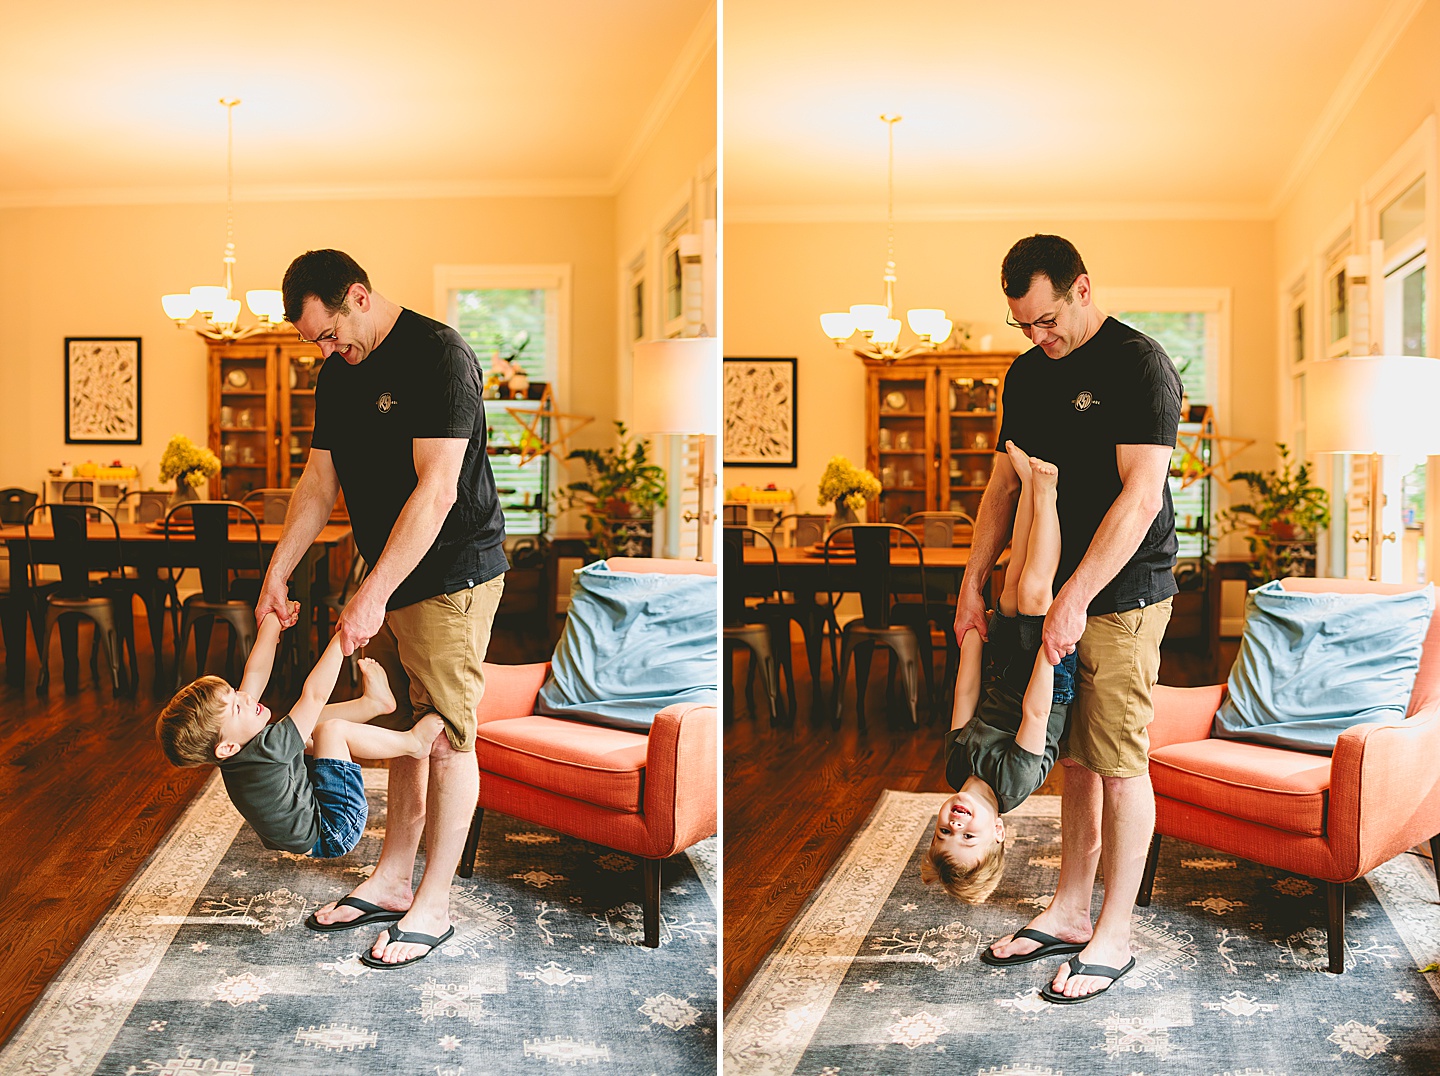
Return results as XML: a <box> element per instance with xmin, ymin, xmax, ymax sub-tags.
<box><xmin>607</xmin><ymin>0</ymin><xmax>717</xmax><ymax>193</ymax></box>
<box><xmin>1267</xmin><ymin>0</ymin><xmax>1428</xmax><ymax>217</ymax></box>
<box><xmin>0</xmin><ymin>177</ymin><xmax>615</xmax><ymax>209</ymax></box>
<box><xmin>725</xmin><ymin>200</ymin><xmax>1274</xmax><ymax>224</ymax></box>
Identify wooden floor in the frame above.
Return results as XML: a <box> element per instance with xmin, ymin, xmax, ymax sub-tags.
<box><xmin>722</xmin><ymin>625</ymin><xmax>1239</xmax><ymax>1010</ymax></box>
<box><xmin>0</xmin><ymin>608</ymin><xmax>547</xmax><ymax>1049</ymax></box>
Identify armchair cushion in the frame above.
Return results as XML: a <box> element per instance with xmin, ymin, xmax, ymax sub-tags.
<box><xmin>1150</xmin><ymin>738</ymin><xmax>1332</xmax><ymax>836</ymax></box>
<box><xmin>537</xmin><ymin>560</ymin><xmax>718</xmax><ymax>731</ymax></box>
<box><xmin>1212</xmin><ymin>580</ymin><xmax>1434</xmax><ymax>753</ymax></box>
<box><xmin>475</xmin><ymin>716</ymin><xmax>649</xmax><ymax>812</ymax></box>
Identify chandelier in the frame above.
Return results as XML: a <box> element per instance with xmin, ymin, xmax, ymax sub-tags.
<box><xmin>161</xmin><ymin>99</ymin><xmax>285</xmax><ymax>341</ymax></box>
<box><xmin>819</xmin><ymin>115</ymin><xmax>952</xmax><ymax>363</ymax></box>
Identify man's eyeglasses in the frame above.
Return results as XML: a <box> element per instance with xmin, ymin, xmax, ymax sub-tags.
<box><xmin>1005</xmin><ymin>310</ymin><xmax>1063</xmax><ymax>335</ymax></box>
<box><xmin>297</xmin><ymin>316</ymin><xmax>341</xmax><ymax>346</ymax></box>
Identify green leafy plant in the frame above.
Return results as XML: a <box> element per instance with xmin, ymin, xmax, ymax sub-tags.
<box><xmin>1216</xmin><ymin>442</ymin><xmax>1329</xmax><ymax>581</ymax></box>
<box><xmin>817</xmin><ymin>455</ymin><xmax>881</xmax><ymax>511</ymax></box>
<box><xmin>158</xmin><ymin>434</ymin><xmax>221</xmax><ymax>489</ymax></box>
<box><xmin>558</xmin><ymin>422</ymin><xmax>668</xmax><ymax>558</ymax></box>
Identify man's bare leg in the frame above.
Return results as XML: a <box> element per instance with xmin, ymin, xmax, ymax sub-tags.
<box><xmin>1049</xmin><ymin>771</ymin><xmax>1154</xmax><ymax>998</ymax></box>
<box><xmin>371</xmin><ymin>731</ymin><xmax>480</xmax><ymax>963</ymax></box>
<box><xmin>985</xmin><ymin>758</ymin><xmax>1102</xmax><ymax>959</ymax></box>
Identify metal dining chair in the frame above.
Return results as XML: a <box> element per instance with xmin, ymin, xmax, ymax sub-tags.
<box><xmin>113</xmin><ymin>489</ymin><xmax>183</xmax><ymax>682</ymax></box>
<box><xmin>826</xmin><ymin>523</ymin><xmax>935</xmax><ymax>728</ymax></box>
<box><xmin>0</xmin><ymin>487</ymin><xmax>39</xmax><ymax>525</ymax></box>
<box><xmin>25</xmin><ymin>503</ymin><xmax>139</xmax><ymax>696</ymax></box>
<box><xmin>115</xmin><ymin>488</ymin><xmax>170</xmax><ymax>524</ymax></box>
<box><xmin>901</xmin><ymin>510</ymin><xmax>977</xmax><ymax>549</ymax></box>
<box><xmin>241</xmin><ymin>487</ymin><xmax>294</xmax><ymax>525</ymax></box>
<box><xmin>722</xmin><ymin>526</ymin><xmax>794</xmax><ymax>726</ymax></box>
<box><xmin>165</xmin><ymin>501</ymin><xmax>265</xmax><ymax>685</ymax></box>
<box><xmin>60</xmin><ymin>479</ymin><xmax>95</xmax><ymax>503</ymax></box>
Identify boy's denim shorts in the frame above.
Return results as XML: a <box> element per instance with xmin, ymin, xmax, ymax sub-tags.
<box><xmin>989</xmin><ymin>611</ymin><xmax>1078</xmax><ymax>705</ymax></box>
<box><xmin>306</xmin><ymin>757</ymin><xmax>369</xmax><ymax>859</ymax></box>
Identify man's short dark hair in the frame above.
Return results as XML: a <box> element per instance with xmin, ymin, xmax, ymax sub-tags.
<box><xmin>1000</xmin><ymin>235</ymin><xmax>1087</xmax><ymax>300</ymax></box>
<box><xmin>281</xmin><ymin>249</ymin><xmax>371</xmax><ymax>324</ymax></box>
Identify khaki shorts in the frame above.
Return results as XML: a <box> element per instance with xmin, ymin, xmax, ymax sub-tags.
<box><xmin>363</xmin><ymin>575</ymin><xmax>505</xmax><ymax>753</ymax></box>
<box><xmin>1063</xmin><ymin>597</ymin><xmax>1172</xmax><ymax>778</ymax></box>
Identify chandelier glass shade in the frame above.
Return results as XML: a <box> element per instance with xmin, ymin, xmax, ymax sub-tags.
<box><xmin>819</xmin><ymin>115</ymin><xmax>951</xmax><ymax>362</ymax></box>
<box><xmin>161</xmin><ymin>99</ymin><xmax>285</xmax><ymax>341</ymax></box>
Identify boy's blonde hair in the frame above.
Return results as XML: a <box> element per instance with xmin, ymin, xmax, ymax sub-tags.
<box><xmin>156</xmin><ymin>675</ymin><xmax>231</xmax><ymax>766</ymax></box>
<box><xmin>920</xmin><ymin>838</ymin><xmax>1007</xmax><ymax>904</ymax></box>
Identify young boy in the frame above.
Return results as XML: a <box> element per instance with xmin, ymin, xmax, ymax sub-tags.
<box><xmin>157</xmin><ymin>603</ymin><xmax>444</xmax><ymax>872</ymax></box>
<box><xmin>921</xmin><ymin>441</ymin><xmax>1078</xmax><ymax>915</ymax></box>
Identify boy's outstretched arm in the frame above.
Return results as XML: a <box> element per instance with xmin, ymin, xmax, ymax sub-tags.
<box><xmin>237</xmin><ymin>602</ymin><xmax>297</xmax><ymax>700</ymax></box>
<box><xmin>288</xmin><ymin>635</ymin><xmax>349</xmax><ymax>743</ymax></box>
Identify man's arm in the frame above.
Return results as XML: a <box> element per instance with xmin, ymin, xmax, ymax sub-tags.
<box><xmin>334</xmin><ymin>437</ymin><xmax>467</xmax><ymax>655</ymax></box>
<box><xmin>953</xmin><ymin>450</ymin><xmax>1022</xmax><ymax>642</ymax></box>
<box><xmin>287</xmin><ymin>635</ymin><xmax>348</xmax><ymax>743</ymax></box>
<box><xmin>256</xmin><ymin>449</ymin><xmax>341</xmax><ymax>623</ymax></box>
<box><xmin>1040</xmin><ymin>442</ymin><xmax>1172</xmax><ymax>664</ymax></box>
<box><xmin>238</xmin><ymin>609</ymin><xmax>291</xmax><ymax>700</ymax></box>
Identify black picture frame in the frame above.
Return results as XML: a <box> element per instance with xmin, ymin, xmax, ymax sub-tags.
<box><xmin>65</xmin><ymin>336</ymin><xmax>142</xmax><ymax>444</ymax></box>
<box><xmin>722</xmin><ymin>357</ymin><xmax>798</xmax><ymax>467</ymax></box>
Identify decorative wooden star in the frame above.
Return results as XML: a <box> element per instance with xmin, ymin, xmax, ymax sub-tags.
<box><xmin>503</xmin><ymin>385</ymin><xmax>594</xmax><ymax>466</ymax></box>
<box><xmin>1171</xmin><ymin>429</ymin><xmax>1256</xmax><ymax>489</ymax></box>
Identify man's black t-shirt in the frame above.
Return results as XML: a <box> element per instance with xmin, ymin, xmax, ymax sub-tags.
<box><xmin>311</xmin><ymin>309</ymin><xmax>508</xmax><ymax>610</ymax></box>
<box><xmin>996</xmin><ymin>316</ymin><xmax>1182</xmax><ymax>616</ymax></box>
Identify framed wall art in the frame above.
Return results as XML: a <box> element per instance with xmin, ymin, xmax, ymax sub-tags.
<box><xmin>65</xmin><ymin>337</ymin><xmax>142</xmax><ymax>444</ymax></box>
<box><xmin>723</xmin><ymin>356</ymin><xmax>797</xmax><ymax>467</ymax></box>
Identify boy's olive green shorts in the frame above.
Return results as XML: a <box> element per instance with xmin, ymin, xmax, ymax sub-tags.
<box><xmin>1062</xmin><ymin>597</ymin><xmax>1172</xmax><ymax>779</ymax></box>
<box><xmin>363</xmin><ymin>575</ymin><xmax>505</xmax><ymax>752</ymax></box>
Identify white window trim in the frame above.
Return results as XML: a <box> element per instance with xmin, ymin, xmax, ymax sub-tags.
<box><xmin>432</xmin><ymin>264</ymin><xmax>573</xmax><ymax>404</ymax></box>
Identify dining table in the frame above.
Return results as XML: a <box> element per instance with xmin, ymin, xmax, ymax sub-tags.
<box><xmin>1</xmin><ymin>520</ymin><xmax>353</xmax><ymax>688</ymax></box>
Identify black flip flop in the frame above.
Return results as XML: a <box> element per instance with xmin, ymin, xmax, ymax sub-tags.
<box><xmin>979</xmin><ymin>927</ymin><xmax>1087</xmax><ymax>967</ymax></box>
<box><xmin>304</xmin><ymin>895</ymin><xmax>405</xmax><ymax>933</ymax></box>
<box><xmin>360</xmin><ymin>923</ymin><xmax>456</xmax><ymax>969</ymax></box>
<box><xmin>1039</xmin><ymin>955</ymin><xmax>1137</xmax><ymax>1004</ymax></box>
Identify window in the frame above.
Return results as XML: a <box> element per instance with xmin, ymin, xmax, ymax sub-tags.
<box><xmin>660</xmin><ymin>208</ymin><xmax>689</xmax><ymax>339</ymax></box>
<box><xmin>434</xmin><ymin>265</ymin><xmax>572</xmax><ymax>538</ymax></box>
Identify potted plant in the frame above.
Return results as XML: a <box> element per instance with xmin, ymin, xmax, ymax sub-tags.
<box><xmin>158</xmin><ymin>434</ymin><xmax>221</xmax><ymax>507</ymax></box>
<box><xmin>558</xmin><ymin>422</ymin><xmax>668</xmax><ymax>558</ymax></box>
<box><xmin>1216</xmin><ymin>442</ymin><xmax>1330</xmax><ymax>581</ymax></box>
<box><xmin>817</xmin><ymin>455</ymin><xmax>882</xmax><ymax>542</ymax></box>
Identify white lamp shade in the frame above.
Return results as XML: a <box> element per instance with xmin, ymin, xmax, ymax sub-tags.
<box><xmin>631</xmin><ymin>338</ymin><xmax>719</xmax><ymax>435</ymax></box>
<box><xmin>190</xmin><ymin>285</ymin><xmax>227</xmax><ymax>314</ymax></box>
<box><xmin>1306</xmin><ymin>355</ymin><xmax>1440</xmax><ymax>457</ymax></box>
<box><xmin>870</xmin><ymin>318</ymin><xmax>902</xmax><ymax>345</ymax></box>
<box><xmin>212</xmin><ymin>298</ymin><xmax>242</xmax><ymax>327</ymax></box>
<box><xmin>850</xmin><ymin>304</ymin><xmax>889</xmax><ymax>334</ymax></box>
<box><xmin>246</xmin><ymin>289</ymin><xmax>284</xmax><ymax>322</ymax></box>
<box><xmin>161</xmin><ymin>293</ymin><xmax>197</xmax><ymax>320</ymax></box>
<box><xmin>906</xmin><ymin>308</ymin><xmax>947</xmax><ymax>339</ymax></box>
<box><xmin>820</xmin><ymin>312</ymin><xmax>856</xmax><ymax>341</ymax></box>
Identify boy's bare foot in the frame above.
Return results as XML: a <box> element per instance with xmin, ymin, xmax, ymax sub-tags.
<box><xmin>358</xmin><ymin>657</ymin><xmax>397</xmax><ymax>714</ymax></box>
<box><xmin>1005</xmin><ymin>440</ymin><xmax>1032</xmax><ymax>482</ymax></box>
<box><xmin>407</xmin><ymin>714</ymin><xmax>445</xmax><ymax>758</ymax></box>
<box><xmin>1029</xmin><ymin>456</ymin><xmax>1059</xmax><ymax>494</ymax></box>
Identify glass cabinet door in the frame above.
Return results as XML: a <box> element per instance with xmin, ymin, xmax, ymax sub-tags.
<box><xmin>214</xmin><ymin>343</ymin><xmax>273</xmax><ymax>501</ymax></box>
<box><xmin>874</xmin><ymin>373</ymin><xmax>932</xmax><ymax>523</ymax></box>
<box><xmin>279</xmin><ymin>345</ymin><xmax>324</xmax><ymax>488</ymax></box>
<box><xmin>942</xmin><ymin>374</ymin><xmax>1000</xmax><ymax>520</ymax></box>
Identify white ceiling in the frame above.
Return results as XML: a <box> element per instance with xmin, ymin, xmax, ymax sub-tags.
<box><xmin>0</xmin><ymin>0</ymin><xmax>713</xmax><ymax>206</ymax></box>
<box><xmin>725</xmin><ymin>0</ymin><xmax>1418</xmax><ymax>218</ymax></box>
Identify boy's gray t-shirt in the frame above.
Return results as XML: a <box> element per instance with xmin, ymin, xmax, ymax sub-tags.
<box><xmin>943</xmin><ymin>681</ymin><xmax>1067</xmax><ymax>814</ymax></box>
<box><xmin>217</xmin><ymin>716</ymin><xmax>320</xmax><ymax>853</ymax></box>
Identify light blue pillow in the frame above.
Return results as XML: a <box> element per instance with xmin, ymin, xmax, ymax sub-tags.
<box><xmin>1212</xmin><ymin>580</ymin><xmax>1434</xmax><ymax>754</ymax></box>
<box><xmin>536</xmin><ymin>560</ymin><xmax>718</xmax><ymax>731</ymax></box>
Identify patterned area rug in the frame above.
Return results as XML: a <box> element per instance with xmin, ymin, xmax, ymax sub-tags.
<box><xmin>725</xmin><ymin>792</ymin><xmax>1440</xmax><ymax>1075</ymax></box>
<box><xmin>2</xmin><ymin>769</ymin><xmax>717</xmax><ymax>1075</ymax></box>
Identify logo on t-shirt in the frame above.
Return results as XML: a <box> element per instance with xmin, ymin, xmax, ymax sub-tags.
<box><xmin>376</xmin><ymin>392</ymin><xmax>396</xmax><ymax>413</ymax></box>
<box><xmin>1073</xmin><ymin>390</ymin><xmax>1098</xmax><ymax>411</ymax></box>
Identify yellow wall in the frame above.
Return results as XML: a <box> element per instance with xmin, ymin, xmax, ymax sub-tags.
<box><xmin>723</xmin><ymin>218</ymin><xmax>1276</xmax><ymax>507</ymax></box>
<box><xmin>0</xmin><ymin>195</ymin><xmax>618</xmax><ymax>493</ymax></box>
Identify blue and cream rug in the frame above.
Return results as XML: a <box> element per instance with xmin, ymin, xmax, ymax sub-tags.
<box><xmin>725</xmin><ymin>792</ymin><xmax>1440</xmax><ymax>1075</ymax></box>
<box><xmin>2</xmin><ymin>770</ymin><xmax>717</xmax><ymax>1075</ymax></box>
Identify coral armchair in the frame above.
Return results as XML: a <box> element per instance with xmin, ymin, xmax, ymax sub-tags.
<box><xmin>459</xmin><ymin>557</ymin><xmax>717</xmax><ymax>948</ymax></box>
<box><xmin>1138</xmin><ymin>577</ymin><xmax>1440</xmax><ymax>973</ymax></box>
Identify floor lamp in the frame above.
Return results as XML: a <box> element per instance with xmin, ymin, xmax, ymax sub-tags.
<box><xmin>630</xmin><ymin>338</ymin><xmax>720</xmax><ymax>561</ymax></box>
<box><xmin>1306</xmin><ymin>355</ymin><xmax>1440</xmax><ymax>580</ymax></box>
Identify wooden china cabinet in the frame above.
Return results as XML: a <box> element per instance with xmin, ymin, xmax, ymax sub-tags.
<box><xmin>863</xmin><ymin>350</ymin><xmax>1018</xmax><ymax>524</ymax></box>
<box><xmin>205</xmin><ymin>331</ymin><xmax>346</xmax><ymax>517</ymax></box>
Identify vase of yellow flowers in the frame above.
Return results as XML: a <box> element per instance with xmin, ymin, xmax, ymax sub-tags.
<box><xmin>817</xmin><ymin>455</ymin><xmax>881</xmax><ymax>545</ymax></box>
<box><xmin>159</xmin><ymin>434</ymin><xmax>221</xmax><ymax>507</ymax></box>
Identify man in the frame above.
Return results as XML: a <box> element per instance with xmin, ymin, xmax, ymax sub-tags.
<box><xmin>953</xmin><ymin>234</ymin><xmax>1181</xmax><ymax>1002</ymax></box>
<box><xmin>256</xmin><ymin>249</ymin><xmax>507</xmax><ymax>968</ymax></box>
